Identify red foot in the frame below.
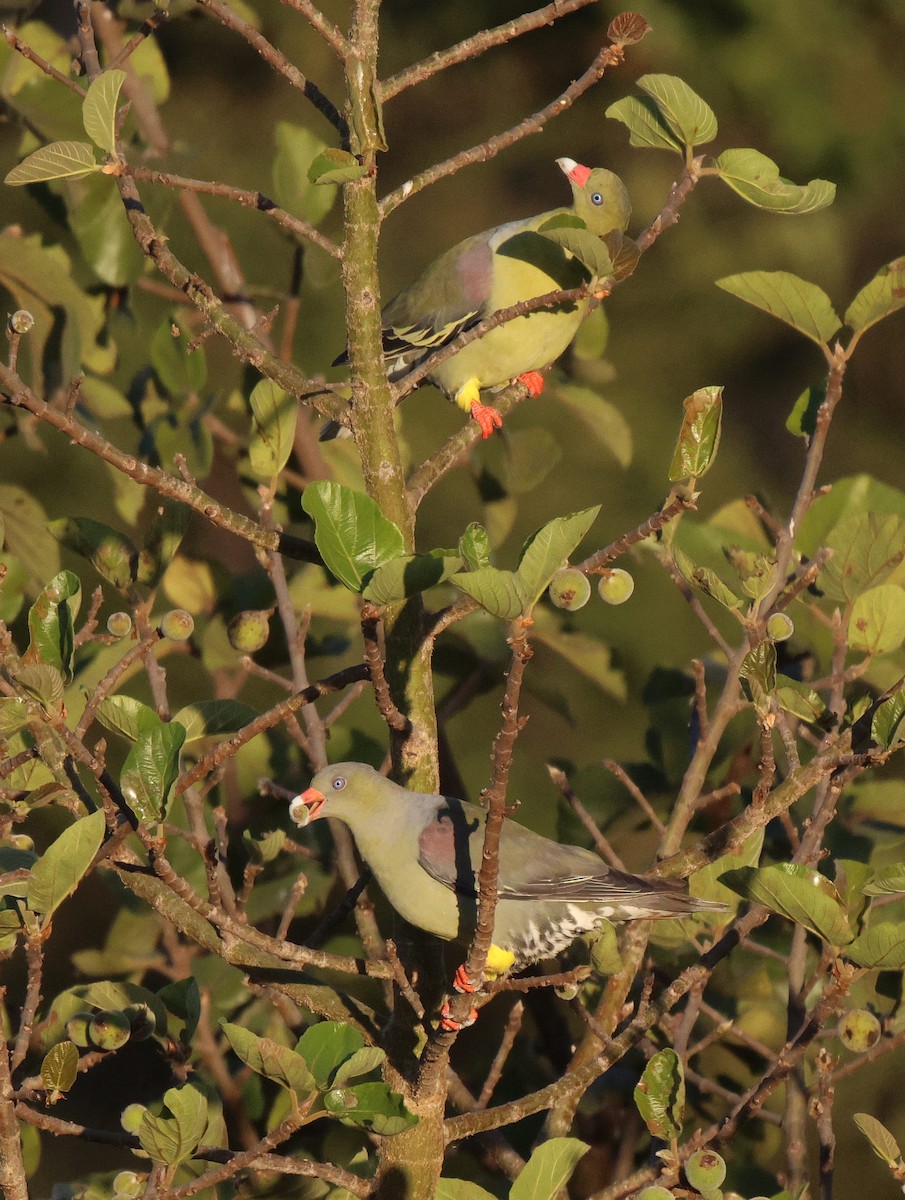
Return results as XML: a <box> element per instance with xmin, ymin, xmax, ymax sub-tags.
<box><xmin>470</xmin><ymin>402</ymin><xmax>503</xmax><ymax>438</ymax></box>
<box><xmin>440</xmin><ymin>1001</ymin><xmax>478</xmax><ymax>1031</ymax></box>
<box><xmin>518</xmin><ymin>370</ymin><xmax>545</xmax><ymax>398</ymax></box>
<box><xmin>453</xmin><ymin>964</ymin><xmax>478</xmax><ymax>994</ymax></box>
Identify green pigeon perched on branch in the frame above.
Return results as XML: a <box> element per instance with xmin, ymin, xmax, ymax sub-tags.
<box><xmin>329</xmin><ymin>158</ymin><xmax>632</xmax><ymax>439</ymax></box>
<box><xmin>290</xmin><ymin>762</ymin><xmax>723</xmax><ymax>991</ymax></box>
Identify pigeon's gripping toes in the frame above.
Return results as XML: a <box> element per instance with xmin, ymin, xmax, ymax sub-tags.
<box><xmin>327</xmin><ymin>158</ymin><xmax>632</xmax><ymax>440</ymax></box>
<box><xmin>290</xmin><ymin>763</ymin><xmax>724</xmax><ymax>997</ymax></box>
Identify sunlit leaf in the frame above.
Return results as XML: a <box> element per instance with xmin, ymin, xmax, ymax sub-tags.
<box><xmin>5</xmin><ymin>141</ymin><xmax>100</xmax><ymax>185</ymax></box>
<box><xmin>82</xmin><ymin>69</ymin><xmax>126</xmax><ymax>154</ymax></box>
<box><xmin>272</xmin><ymin>122</ymin><xmax>337</xmax><ymax>225</ymax></box>
<box><xmin>510</xmin><ymin>1138</ymin><xmax>590</xmax><ymax>1200</ymax></box>
<box><xmin>847</xmin><ymin>924</ymin><xmax>905</xmax><ymax>969</ymax></box>
<box><xmin>26</xmin><ymin>570</ymin><xmax>81</xmax><ymax>680</ymax></box>
<box><xmin>634</xmin><ymin>1048</ymin><xmax>685</xmax><ymax>1140</ymax></box>
<box><xmin>248</xmin><ymin>379</ymin><xmax>297</xmax><ymax>481</ymax></box>
<box><xmin>137</xmin><ymin>1083</ymin><xmax>208</xmax><ymax>1166</ymax></box>
<box><xmin>854</xmin><ymin>1113</ymin><xmax>902</xmax><ymax>1167</ymax></box>
<box><xmin>27</xmin><ymin>809</ymin><xmax>105</xmax><ymax>917</ymax></box>
<box><xmin>720</xmin><ymin>863</ymin><xmax>854</xmax><ymax>946</ymax></box>
<box><xmin>119</xmin><ymin>716</ymin><xmax>186</xmax><ymax>823</ymax></box>
<box><xmin>361</xmin><ymin>552</ymin><xmax>462</xmax><ymax>604</ymax></box>
<box><xmin>637</xmin><ymin>73</ymin><xmax>717</xmax><ymax>147</ymax></box>
<box><xmin>849</xmin><ymin>585</ymin><xmax>905</xmax><ymax>655</ymax></box>
<box><xmin>716</xmin><ymin>148</ymin><xmax>836</xmax><ymax>214</ymax></box>
<box><xmin>449</xmin><ymin>567</ymin><xmax>526</xmax><ymax>620</ymax></box>
<box><xmin>606</xmin><ymin>93</ymin><xmax>683</xmax><ymax>151</ymax></box>
<box><xmin>221</xmin><ymin>1021</ymin><xmax>315</xmax><ymax>1093</ymax></box>
<box><xmin>716</xmin><ymin>270</ymin><xmax>841</xmax><ymax>346</ymax></box>
<box><xmin>845</xmin><ymin>257</ymin><xmax>905</xmax><ymax>335</ymax></box>
<box><xmin>307</xmin><ymin>148</ymin><xmax>366</xmax><ymax>185</ymax></box>
<box><xmin>41</xmin><ymin>1041</ymin><xmax>79</xmax><ymax>1095</ymax></box>
<box><xmin>517</xmin><ymin>506</ymin><xmax>600</xmax><ymax>609</ymax></box>
<box><xmin>871</xmin><ymin>691</ymin><xmax>905</xmax><ymax>750</ymax></box>
<box><xmin>668</xmin><ymin>386</ymin><xmax>723</xmax><ymax>480</ymax></box>
<box><xmin>301</xmin><ymin>481</ymin><xmax>405</xmax><ymax>593</ymax></box>
<box><xmin>820</xmin><ymin>512</ymin><xmax>905</xmax><ymax>602</ymax></box>
<box><xmin>322</xmin><ymin>1082</ymin><xmax>417</xmax><ymax>1134</ymax></box>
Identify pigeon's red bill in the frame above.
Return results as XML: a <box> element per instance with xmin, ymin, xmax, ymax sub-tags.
<box><xmin>289</xmin><ymin>787</ymin><xmax>327</xmax><ymax>827</ymax></box>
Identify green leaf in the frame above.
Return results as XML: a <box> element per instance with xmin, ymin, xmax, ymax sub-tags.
<box><xmin>820</xmin><ymin>512</ymin><xmax>905</xmax><ymax>602</ymax></box>
<box><xmin>5</xmin><ymin>141</ymin><xmax>100</xmax><ymax>185</ymax></box>
<box><xmin>517</xmin><ymin>506</ymin><xmax>600</xmax><ymax>609</ymax></box>
<box><xmin>150</xmin><ymin>316</ymin><xmax>207</xmax><ymax>396</ymax></box>
<box><xmin>636</xmin><ymin>73</ymin><xmax>717</xmax><ymax>148</ymax></box>
<box><xmin>41</xmin><ymin>1040</ymin><xmax>78</xmax><ymax>1095</ymax></box>
<box><xmin>361</xmin><ymin>552</ymin><xmax>463</xmax><ymax>604</ymax></box>
<box><xmin>137</xmin><ymin>1083</ymin><xmax>208</xmax><ymax>1166</ymax></box>
<box><xmin>322</xmin><ymin>1082</ymin><xmax>417</xmax><ymax>1134</ymax></box>
<box><xmin>302</xmin><ymin>482</ymin><xmax>406</xmax><ymax>592</ymax></box>
<box><xmin>715</xmin><ymin>148</ymin><xmax>836</xmax><ymax>214</ymax></box>
<box><xmin>27</xmin><ymin>809</ymin><xmax>105</xmax><ymax>918</ymax></box>
<box><xmin>69</xmin><ymin>173</ymin><xmax>146</xmax><ymax>287</ymax></box>
<box><xmin>510</xmin><ymin>1138</ymin><xmax>590</xmax><ymax>1200</ymax></box>
<box><xmin>157</xmin><ymin>977</ymin><xmax>201</xmax><ymax>1043</ymax></box>
<box><xmin>786</xmin><ymin>381</ymin><xmax>826</xmax><ymax>439</ymax></box>
<box><xmin>295</xmin><ymin>1021</ymin><xmax>367</xmax><ymax>1088</ymax></box>
<box><xmin>863</xmin><ymin>865</ymin><xmax>905</xmax><ymax>897</ymax></box>
<box><xmin>633</xmin><ymin>1048</ymin><xmax>685</xmax><ymax>1141</ymax></box>
<box><xmin>307</xmin><ymin>148</ymin><xmax>366</xmax><ymax>185</ymax></box>
<box><xmin>849</xmin><ymin>584</ymin><xmax>905</xmax><ymax>655</ymax></box>
<box><xmin>50</xmin><ymin>517</ymin><xmax>137</xmax><ymax>590</ymax></box>
<box><xmin>871</xmin><ymin>691</ymin><xmax>905</xmax><ymax>750</ymax></box>
<box><xmin>854</xmin><ymin>1113</ymin><xmax>902</xmax><ymax>1167</ymax></box>
<box><xmin>95</xmin><ymin>695</ymin><xmax>158</xmax><ymax>742</ymax></box>
<box><xmin>459</xmin><ymin>524</ymin><xmax>492</xmax><ymax>572</ymax></box>
<box><xmin>846</xmin><ymin>257</ymin><xmax>905</xmax><ymax>335</ymax></box>
<box><xmin>272</xmin><ymin>123</ymin><xmax>337</xmax><ymax>226</ymax></box>
<box><xmin>119</xmin><ymin>716</ymin><xmax>186</xmax><ymax>823</ymax></box>
<box><xmin>12</xmin><ymin>664</ymin><xmax>65</xmax><ymax>712</ymax></box>
<box><xmin>716</xmin><ymin>270</ymin><xmax>841</xmax><ymax>346</ymax></box>
<box><xmin>533</xmin><ymin>223</ymin><xmax>614</xmax><ymax>280</ymax></box>
<box><xmin>449</xmin><ymin>567</ymin><xmax>526</xmax><ymax>620</ymax></box>
<box><xmin>605</xmin><ymin>95</ymin><xmax>683</xmax><ymax>152</ymax></box>
<box><xmin>248</xmin><ymin>379</ymin><xmax>297</xmax><ymax>481</ymax></box>
<box><xmin>588</xmin><ymin>919</ymin><xmax>623</xmax><ymax>974</ymax></box>
<box><xmin>719</xmin><ymin>863</ymin><xmax>854</xmax><ymax>946</ymax></box>
<box><xmin>688</xmin><ymin>828</ymin><xmax>765</xmax><ymax>914</ymax></box>
<box><xmin>668</xmin><ymin>386</ymin><xmax>723</xmax><ymax>481</ymax></box>
<box><xmin>82</xmin><ymin>68</ymin><xmax>126</xmax><ymax>154</ymax></box>
<box><xmin>172</xmin><ymin>700</ymin><xmax>260</xmax><ymax>743</ymax></box>
<box><xmin>551</xmin><ymin>385</ymin><xmax>633</xmax><ymax>469</ymax></box>
<box><xmin>220</xmin><ymin>1021</ymin><xmax>315</xmax><ymax>1094</ymax></box>
<box><xmin>775</xmin><ymin>675</ymin><xmax>826</xmax><ymax>723</ymax></box>
<box><xmin>847</xmin><ymin>925</ymin><xmax>905</xmax><ymax>969</ymax></box>
<box><xmin>436</xmin><ymin>1183</ymin><xmax>497</xmax><ymax>1200</ymax></box>
<box><xmin>27</xmin><ymin>570</ymin><xmax>81</xmax><ymax>680</ymax></box>
<box><xmin>690</xmin><ymin>566</ymin><xmax>742</xmax><ymax>610</ymax></box>
<box><xmin>242</xmin><ymin>828</ymin><xmax>286</xmax><ymax>865</ymax></box>
<box><xmin>739</xmin><ymin>640</ymin><xmax>777</xmax><ymax>711</ymax></box>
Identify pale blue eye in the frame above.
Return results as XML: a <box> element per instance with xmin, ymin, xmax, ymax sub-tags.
<box><xmin>591</xmin><ymin>192</ymin><xmax>603</xmax><ymax>205</ymax></box>
<box><xmin>332</xmin><ymin>777</ymin><xmax>346</xmax><ymax>790</ymax></box>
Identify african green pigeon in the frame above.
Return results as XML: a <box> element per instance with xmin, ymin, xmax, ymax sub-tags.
<box><xmin>329</xmin><ymin>158</ymin><xmax>631</xmax><ymax>439</ymax></box>
<box><xmin>290</xmin><ymin>762</ymin><xmax>722</xmax><ymax>982</ymax></box>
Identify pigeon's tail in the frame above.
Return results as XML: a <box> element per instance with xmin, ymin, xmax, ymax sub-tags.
<box><xmin>319</xmin><ymin>419</ymin><xmax>352</xmax><ymax>441</ymax></box>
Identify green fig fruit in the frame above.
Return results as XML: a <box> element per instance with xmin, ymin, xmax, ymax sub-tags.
<box><xmin>597</xmin><ymin>568</ymin><xmax>635</xmax><ymax>605</ymax></box>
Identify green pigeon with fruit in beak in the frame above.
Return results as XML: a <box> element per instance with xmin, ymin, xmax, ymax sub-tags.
<box><xmin>290</xmin><ymin>762</ymin><xmax>723</xmax><ymax>990</ymax></box>
<box><xmin>328</xmin><ymin>158</ymin><xmax>631</xmax><ymax>439</ymax></box>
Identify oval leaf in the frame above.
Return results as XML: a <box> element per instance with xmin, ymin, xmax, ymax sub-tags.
<box><xmin>719</xmin><ymin>863</ymin><xmax>854</xmax><ymax>946</ymax></box>
<box><xmin>449</xmin><ymin>567</ymin><xmax>526</xmax><ymax>620</ymax></box>
<box><xmin>248</xmin><ymin>379</ymin><xmax>297</xmax><ymax>481</ymax></box>
<box><xmin>668</xmin><ymin>386</ymin><xmax>723</xmax><ymax>481</ymax></box>
<box><xmin>26</xmin><ymin>570</ymin><xmax>81</xmax><ymax>680</ymax></box>
<box><xmin>854</xmin><ymin>1113</ymin><xmax>902</xmax><ymax>1167</ymax></box>
<box><xmin>5</xmin><ymin>141</ymin><xmax>100</xmax><ymax>185</ymax></box>
<box><xmin>716</xmin><ymin>270</ymin><xmax>841</xmax><ymax>347</ymax></box>
<box><xmin>605</xmin><ymin>95</ymin><xmax>683</xmax><ymax>152</ymax></box>
<box><xmin>849</xmin><ymin>584</ymin><xmax>905</xmax><ymax>655</ymax></box>
<box><xmin>517</xmin><ymin>506</ymin><xmax>600</xmax><ymax>609</ymax></box>
<box><xmin>221</xmin><ymin>1021</ymin><xmax>315</xmax><ymax>1094</ymax></box>
<box><xmin>847</xmin><ymin>924</ymin><xmax>905</xmax><ymax>969</ymax></box>
<box><xmin>301</xmin><ymin>481</ymin><xmax>405</xmax><ymax>593</ymax></box>
<box><xmin>82</xmin><ymin>69</ymin><xmax>127</xmax><ymax>154</ymax></box>
<box><xmin>637</xmin><ymin>73</ymin><xmax>717</xmax><ymax>148</ymax></box>
<box><xmin>41</xmin><ymin>1040</ymin><xmax>79</xmax><ymax>1094</ymax></box>
<box><xmin>120</xmin><ymin>717</ymin><xmax>186</xmax><ymax>824</ymax></box>
<box><xmin>845</xmin><ymin>257</ymin><xmax>905</xmax><ymax>335</ymax></box>
<box><xmin>820</xmin><ymin>512</ymin><xmax>905</xmax><ymax>602</ymax></box>
<box><xmin>27</xmin><ymin>809</ymin><xmax>106</xmax><ymax>918</ymax></box>
<box><xmin>322</xmin><ymin>1081</ymin><xmax>417</xmax><ymax>1134</ymax></box>
<box><xmin>716</xmin><ymin>148</ymin><xmax>836</xmax><ymax>214</ymax></box>
<box><xmin>361</xmin><ymin>552</ymin><xmax>463</xmax><ymax>605</ymax></box>
<box><xmin>510</xmin><ymin>1138</ymin><xmax>590</xmax><ymax>1200</ymax></box>
<box><xmin>272</xmin><ymin>122</ymin><xmax>337</xmax><ymax>225</ymax></box>
<box><xmin>633</xmin><ymin>1048</ymin><xmax>685</xmax><ymax>1141</ymax></box>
